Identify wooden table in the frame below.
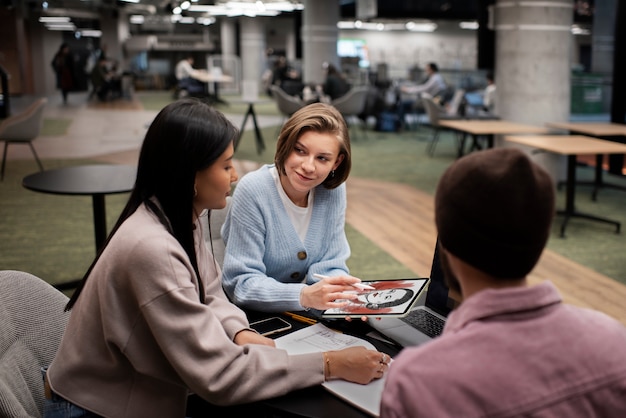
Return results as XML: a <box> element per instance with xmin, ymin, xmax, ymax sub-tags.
<box><xmin>439</xmin><ymin>119</ymin><xmax>548</xmax><ymax>157</ymax></box>
<box><xmin>504</xmin><ymin>135</ymin><xmax>626</xmax><ymax>237</ymax></box>
<box><xmin>187</xmin><ymin>310</ymin><xmax>400</xmax><ymax>418</ymax></box>
<box><xmin>546</xmin><ymin>121</ymin><xmax>626</xmax><ymax>199</ymax></box>
<box><xmin>192</xmin><ymin>71</ymin><xmax>234</xmax><ymax>106</ymax></box>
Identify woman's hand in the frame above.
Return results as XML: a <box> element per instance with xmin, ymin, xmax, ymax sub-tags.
<box><xmin>300</xmin><ymin>275</ymin><xmax>362</xmax><ymax>311</ymax></box>
<box><xmin>325</xmin><ymin>347</ymin><xmax>390</xmax><ymax>384</ymax></box>
<box><xmin>234</xmin><ymin>329</ymin><xmax>275</xmax><ymax>347</ymax></box>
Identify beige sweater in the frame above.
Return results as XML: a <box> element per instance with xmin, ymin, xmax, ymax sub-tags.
<box><xmin>48</xmin><ymin>203</ymin><xmax>323</xmax><ymax>417</ymax></box>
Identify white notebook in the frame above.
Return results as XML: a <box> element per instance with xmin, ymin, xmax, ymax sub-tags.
<box><xmin>275</xmin><ymin>323</ymin><xmax>387</xmax><ymax>417</ymax></box>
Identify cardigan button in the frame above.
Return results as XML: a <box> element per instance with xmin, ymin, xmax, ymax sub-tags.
<box><xmin>297</xmin><ymin>251</ymin><xmax>307</xmax><ymax>260</ymax></box>
<box><xmin>290</xmin><ymin>272</ymin><xmax>300</xmax><ymax>279</ymax></box>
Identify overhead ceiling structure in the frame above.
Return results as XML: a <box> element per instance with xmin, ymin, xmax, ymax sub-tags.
<box><xmin>4</xmin><ymin>0</ymin><xmax>594</xmax><ymax>37</ymax></box>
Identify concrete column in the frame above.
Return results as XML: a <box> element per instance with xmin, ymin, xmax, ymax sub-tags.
<box><xmin>285</xmin><ymin>23</ymin><xmax>297</xmax><ymax>63</ymax></box>
<box><xmin>239</xmin><ymin>17</ymin><xmax>266</xmax><ymax>94</ymax></box>
<box><xmin>301</xmin><ymin>0</ymin><xmax>340</xmax><ymax>85</ymax></box>
<box><xmin>220</xmin><ymin>17</ymin><xmax>237</xmax><ymax>57</ymax></box>
<box><xmin>494</xmin><ymin>0</ymin><xmax>572</xmax><ymax>182</ymax></box>
<box><xmin>100</xmin><ymin>14</ymin><xmax>124</xmax><ymax>67</ymax></box>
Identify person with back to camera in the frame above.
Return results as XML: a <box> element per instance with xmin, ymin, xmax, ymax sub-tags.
<box><xmin>380</xmin><ymin>148</ymin><xmax>626</xmax><ymax>417</ymax></box>
<box><xmin>221</xmin><ymin>103</ymin><xmax>368</xmax><ymax>314</ymax></box>
<box><xmin>322</xmin><ymin>63</ymin><xmax>351</xmax><ymax>101</ymax></box>
<box><xmin>90</xmin><ymin>56</ymin><xmax>113</xmax><ymax>101</ymax></box>
<box><xmin>42</xmin><ymin>99</ymin><xmax>389</xmax><ymax>418</ymax></box>
<box><xmin>51</xmin><ymin>43</ymin><xmax>76</xmax><ymax>105</ymax></box>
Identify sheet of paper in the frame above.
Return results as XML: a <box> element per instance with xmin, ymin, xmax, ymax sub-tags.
<box><xmin>275</xmin><ymin>323</ymin><xmax>386</xmax><ymax>417</ymax></box>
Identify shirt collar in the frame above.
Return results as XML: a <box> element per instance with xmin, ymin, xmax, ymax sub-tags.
<box><xmin>444</xmin><ymin>281</ymin><xmax>562</xmax><ymax>334</ymax></box>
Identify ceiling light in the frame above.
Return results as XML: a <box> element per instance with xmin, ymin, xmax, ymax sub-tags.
<box><xmin>46</xmin><ymin>23</ymin><xmax>76</xmax><ymax>31</ymax></box>
<box><xmin>338</xmin><ymin>20</ymin><xmax>436</xmax><ymax>32</ymax></box>
<box><xmin>407</xmin><ymin>22</ymin><xmax>437</xmax><ymax>32</ymax></box>
<box><xmin>571</xmin><ymin>24</ymin><xmax>590</xmax><ymax>35</ymax></box>
<box><xmin>39</xmin><ymin>16</ymin><xmax>70</xmax><ymax>22</ymax></box>
<box><xmin>130</xmin><ymin>15</ymin><xmax>145</xmax><ymax>24</ymax></box>
<box><xmin>197</xmin><ymin>16</ymin><xmax>216</xmax><ymax>25</ymax></box>
<box><xmin>460</xmin><ymin>21</ymin><xmax>479</xmax><ymax>30</ymax></box>
<box><xmin>187</xmin><ymin>1</ymin><xmax>302</xmax><ymax>15</ymax></box>
<box><xmin>79</xmin><ymin>29</ymin><xmax>102</xmax><ymax>37</ymax></box>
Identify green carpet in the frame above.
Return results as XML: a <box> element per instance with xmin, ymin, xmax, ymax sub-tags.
<box><xmin>0</xmin><ymin>159</ymin><xmax>128</xmax><ymax>289</ymax></box>
<box><xmin>42</xmin><ymin>118</ymin><xmax>72</xmax><ymax>136</ymax></box>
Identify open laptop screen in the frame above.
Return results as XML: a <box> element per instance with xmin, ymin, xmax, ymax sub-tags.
<box><xmin>464</xmin><ymin>92</ymin><xmax>484</xmax><ymax>107</ymax></box>
<box><xmin>424</xmin><ymin>241</ymin><xmax>457</xmax><ymax>317</ymax></box>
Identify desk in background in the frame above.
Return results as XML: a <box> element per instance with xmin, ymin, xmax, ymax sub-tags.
<box><xmin>22</xmin><ymin>164</ymin><xmax>136</xmax><ymax>289</ymax></box>
<box><xmin>439</xmin><ymin>120</ymin><xmax>548</xmax><ymax>157</ymax></box>
<box><xmin>504</xmin><ymin>135</ymin><xmax>626</xmax><ymax>237</ymax></box>
<box><xmin>546</xmin><ymin>122</ymin><xmax>626</xmax><ymax>200</ymax></box>
<box><xmin>192</xmin><ymin>71</ymin><xmax>234</xmax><ymax>106</ymax></box>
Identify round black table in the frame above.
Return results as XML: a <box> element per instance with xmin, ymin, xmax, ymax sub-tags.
<box><xmin>22</xmin><ymin>164</ymin><xmax>136</xmax><ymax>254</ymax></box>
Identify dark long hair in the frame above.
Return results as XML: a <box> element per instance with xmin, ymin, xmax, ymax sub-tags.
<box><xmin>66</xmin><ymin>98</ymin><xmax>237</xmax><ymax>310</ymax></box>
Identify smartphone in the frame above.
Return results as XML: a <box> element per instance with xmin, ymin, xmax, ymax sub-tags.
<box><xmin>249</xmin><ymin>317</ymin><xmax>292</xmax><ymax>336</ymax></box>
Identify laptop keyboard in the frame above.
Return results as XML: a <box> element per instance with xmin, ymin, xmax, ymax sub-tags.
<box><xmin>400</xmin><ymin>309</ymin><xmax>445</xmax><ymax>338</ymax></box>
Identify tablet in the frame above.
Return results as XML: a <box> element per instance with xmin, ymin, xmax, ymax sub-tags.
<box><xmin>321</xmin><ymin>277</ymin><xmax>429</xmax><ymax>318</ymax></box>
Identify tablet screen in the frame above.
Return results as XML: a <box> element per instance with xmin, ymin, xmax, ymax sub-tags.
<box><xmin>321</xmin><ymin>277</ymin><xmax>429</xmax><ymax>318</ymax></box>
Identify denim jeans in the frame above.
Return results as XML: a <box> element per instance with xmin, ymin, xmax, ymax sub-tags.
<box><xmin>41</xmin><ymin>367</ymin><xmax>101</xmax><ymax>418</ymax></box>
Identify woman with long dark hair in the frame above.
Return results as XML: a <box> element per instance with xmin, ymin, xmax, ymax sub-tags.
<box><xmin>43</xmin><ymin>99</ymin><xmax>388</xmax><ymax>418</ymax></box>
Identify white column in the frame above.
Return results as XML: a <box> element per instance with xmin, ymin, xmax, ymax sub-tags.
<box><xmin>99</xmin><ymin>15</ymin><xmax>124</xmax><ymax>66</ymax></box>
<box><xmin>494</xmin><ymin>0</ymin><xmax>573</xmax><ymax>183</ymax></box>
<box><xmin>301</xmin><ymin>0</ymin><xmax>340</xmax><ymax>85</ymax></box>
<box><xmin>220</xmin><ymin>18</ymin><xmax>237</xmax><ymax>57</ymax></box>
<box><xmin>116</xmin><ymin>11</ymin><xmax>131</xmax><ymax>71</ymax></box>
<box><xmin>239</xmin><ymin>17</ymin><xmax>266</xmax><ymax>94</ymax></box>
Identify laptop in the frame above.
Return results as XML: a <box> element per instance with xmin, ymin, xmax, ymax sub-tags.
<box><xmin>464</xmin><ymin>92</ymin><xmax>484</xmax><ymax>107</ymax></box>
<box><xmin>369</xmin><ymin>242</ymin><xmax>457</xmax><ymax>347</ymax></box>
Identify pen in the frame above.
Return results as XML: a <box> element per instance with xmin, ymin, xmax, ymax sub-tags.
<box><xmin>283</xmin><ymin>311</ymin><xmax>318</xmax><ymax>325</ymax></box>
<box><xmin>312</xmin><ymin>274</ymin><xmax>375</xmax><ymax>291</ymax></box>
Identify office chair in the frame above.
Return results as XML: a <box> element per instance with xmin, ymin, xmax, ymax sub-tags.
<box><xmin>421</xmin><ymin>94</ymin><xmax>464</xmax><ymax>157</ymax></box>
<box><xmin>331</xmin><ymin>86</ymin><xmax>370</xmax><ymax>140</ymax></box>
<box><xmin>0</xmin><ymin>97</ymin><xmax>47</xmax><ymax>181</ymax></box>
<box><xmin>0</xmin><ymin>270</ymin><xmax>70</xmax><ymax>417</ymax></box>
<box><xmin>270</xmin><ymin>85</ymin><xmax>305</xmax><ymax>135</ymax></box>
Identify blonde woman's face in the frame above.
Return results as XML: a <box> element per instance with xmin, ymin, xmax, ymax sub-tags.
<box><xmin>279</xmin><ymin>131</ymin><xmax>343</xmax><ymax>204</ymax></box>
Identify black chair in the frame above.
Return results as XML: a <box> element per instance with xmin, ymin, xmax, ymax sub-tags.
<box><xmin>421</xmin><ymin>94</ymin><xmax>463</xmax><ymax>157</ymax></box>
